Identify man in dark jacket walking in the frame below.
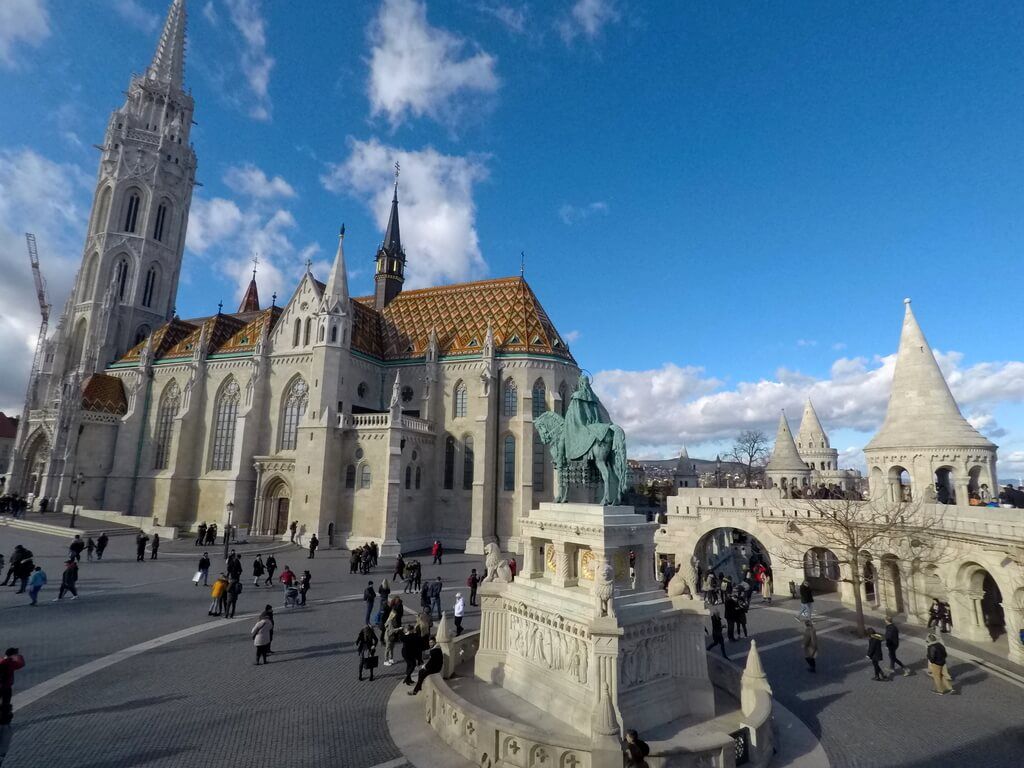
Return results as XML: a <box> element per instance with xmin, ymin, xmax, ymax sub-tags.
<box><xmin>95</xmin><ymin>533</ymin><xmax>109</xmax><ymax>560</ymax></box>
<box><xmin>401</xmin><ymin>624</ymin><xmax>421</xmax><ymax>685</ymax></box>
<box><xmin>723</xmin><ymin>595</ymin><xmax>738</xmax><ymax>641</ymax></box>
<box><xmin>798</xmin><ymin>580</ymin><xmax>814</xmax><ymax>620</ymax></box>
<box><xmin>866</xmin><ymin>627</ymin><xmax>886</xmax><ymax>681</ymax></box>
<box><xmin>467</xmin><ymin>568</ymin><xmax>480</xmax><ymax>607</ymax></box>
<box><xmin>363</xmin><ymin>580</ymin><xmax>376</xmax><ymax>626</ymax></box>
<box><xmin>308</xmin><ymin>534</ymin><xmax>319</xmax><ymax>559</ymax></box>
<box><xmin>884</xmin><ymin>617</ymin><xmax>909</xmax><ymax>676</ymax></box>
<box><xmin>54</xmin><ymin>560</ymin><xmax>79</xmax><ymax>601</ymax></box>
<box><xmin>264</xmin><ymin>555</ymin><xmax>277</xmax><ymax>586</ymax></box>
<box><xmin>150</xmin><ymin>533</ymin><xmax>160</xmax><ymax>560</ymax></box>
<box><xmin>705</xmin><ymin>611</ymin><xmax>728</xmax><ymax>659</ymax></box>
<box><xmin>135</xmin><ymin>533</ymin><xmax>149</xmax><ymax>562</ymax></box>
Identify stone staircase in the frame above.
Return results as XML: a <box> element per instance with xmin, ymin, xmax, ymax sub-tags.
<box><xmin>0</xmin><ymin>512</ymin><xmax>142</xmax><ymax>539</ymax></box>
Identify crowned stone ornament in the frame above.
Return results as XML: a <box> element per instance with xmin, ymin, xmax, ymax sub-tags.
<box><xmin>534</xmin><ymin>374</ymin><xmax>629</xmax><ymax>505</ymax></box>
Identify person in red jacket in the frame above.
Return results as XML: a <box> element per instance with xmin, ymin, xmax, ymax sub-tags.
<box><xmin>279</xmin><ymin>566</ymin><xmax>296</xmax><ymax>587</ymax></box>
<box><xmin>431</xmin><ymin>540</ymin><xmax>443</xmax><ymax>565</ymax></box>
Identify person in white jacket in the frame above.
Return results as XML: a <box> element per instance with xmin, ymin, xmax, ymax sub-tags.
<box><xmin>453</xmin><ymin>593</ymin><xmax>465</xmax><ymax>636</ymax></box>
<box><xmin>251</xmin><ymin>609</ymin><xmax>274</xmax><ymax>665</ymax></box>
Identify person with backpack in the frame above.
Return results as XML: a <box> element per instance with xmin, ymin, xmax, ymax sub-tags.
<box><xmin>467</xmin><ymin>568</ymin><xmax>480</xmax><ymax>606</ymax></box>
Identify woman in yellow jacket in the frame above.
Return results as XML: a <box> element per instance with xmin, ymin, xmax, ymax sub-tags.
<box><xmin>208</xmin><ymin>573</ymin><xmax>229</xmax><ymax>616</ymax></box>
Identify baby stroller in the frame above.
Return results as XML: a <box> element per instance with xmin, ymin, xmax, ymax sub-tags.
<box><xmin>284</xmin><ymin>585</ymin><xmax>299</xmax><ymax>607</ymax></box>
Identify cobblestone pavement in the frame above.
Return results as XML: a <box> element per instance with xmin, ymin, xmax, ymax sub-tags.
<box><xmin>2</xmin><ymin>525</ymin><xmax>1022</xmax><ymax>767</ymax></box>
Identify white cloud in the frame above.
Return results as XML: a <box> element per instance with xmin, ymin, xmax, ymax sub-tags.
<box><xmin>478</xmin><ymin>2</ymin><xmax>529</xmax><ymax>34</ymax></box>
<box><xmin>223</xmin><ymin>163</ymin><xmax>296</xmax><ymax>200</ymax></box>
<box><xmin>368</xmin><ymin>0</ymin><xmax>499</xmax><ymax>128</ymax></box>
<box><xmin>0</xmin><ymin>0</ymin><xmax>50</xmax><ymax>68</ymax></box>
<box><xmin>563</xmin><ymin>329</ymin><xmax>581</xmax><ymax>343</ymax></box>
<box><xmin>322</xmin><ymin>137</ymin><xmax>489</xmax><ymax>288</ymax></box>
<box><xmin>558</xmin><ymin>200</ymin><xmax>608</xmax><ymax>225</ymax></box>
<box><xmin>558</xmin><ymin>0</ymin><xmax>619</xmax><ymax>44</ymax></box>
<box><xmin>0</xmin><ymin>148</ymin><xmax>91</xmax><ymax>412</ymax></box>
<box><xmin>796</xmin><ymin>338</ymin><xmax>817</xmax><ymax>348</ymax></box>
<box><xmin>224</xmin><ymin>0</ymin><xmax>275</xmax><ymax>121</ymax></box>
<box><xmin>112</xmin><ymin>0</ymin><xmax>159</xmax><ymax>32</ymax></box>
<box><xmin>832</xmin><ymin>342</ymin><xmax>847</xmax><ymax>351</ymax></box>
<box><xmin>593</xmin><ymin>350</ymin><xmax>1024</xmax><ymax>457</ymax></box>
<box><xmin>202</xmin><ymin>1</ymin><xmax>218</xmax><ymax>25</ymax></box>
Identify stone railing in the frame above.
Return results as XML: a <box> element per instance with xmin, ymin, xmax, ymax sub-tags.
<box><xmin>337</xmin><ymin>411</ymin><xmax>435</xmax><ymax>434</ymax></box>
<box><xmin>438</xmin><ymin>629</ymin><xmax>481</xmax><ymax>679</ymax></box>
<box><xmin>398</xmin><ymin>414</ymin><xmax>433</xmax><ymax>434</ymax></box>
<box><xmin>126</xmin><ymin>127</ymin><xmax>160</xmax><ymax>145</ymax></box>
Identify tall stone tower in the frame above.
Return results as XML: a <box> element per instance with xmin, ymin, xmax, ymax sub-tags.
<box><xmin>51</xmin><ymin>0</ymin><xmax>196</xmax><ymax>382</ymax></box>
<box><xmin>373</xmin><ymin>180</ymin><xmax>405</xmax><ymax>309</ymax></box>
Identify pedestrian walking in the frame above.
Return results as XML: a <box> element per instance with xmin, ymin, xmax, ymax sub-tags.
<box><xmin>364</xmin><ymin>580</ymin><xmax>376</xmax><ymax>625</ymax></box>
<box><xmin>224</xmin><ymin>575</ymin><xmax>242</xmax><ymax>618</ymax></box>
<box><xmin>467</xmin><ymin>568</ymin><xmax>479</xmax><ymax>606</ymax></box>
<box><xmin>205</xmin><ymin>523</ymin><xmax>217</xmax><ymax>546</ymax></box>
<box><xmin>208</xmin><ymin>573</ymin><xmax>229</xmax><ymax>616</ymax></box>
<box><xmin>927</xmin><ymin>598</ymin><xmax>942</xmax><ymax>629</ymax></box>
<box><xmin>95</xmin><ymin>533</ymin><xmax>108</xmax><ymax>560</ymax></box>
<box><xmin>68</xmin><ymin>535</ymin><xmax>85</xmax><ymax>562</ymax></box>
<box><xmin>420</xmin><ymin>580</ymin><xmax>431</xmax><ymax>614</ymax></box>
<box><xmin>735</xmin><ymin>599</ymin><xmax>749</xmax><ymax>638</ymax></box>
<box><xmin>723</xmin><ymin>595</ymin><xmax>738</xmax><ymax>641</ymax></box>
<box><xmin>260</xmin><ymin>605</ymin><xmax>275</xmax><ymax>655</ymax></box>
<box><xmin>135</xmin><ymin>533</ymin><xmax>149</xmax><ymax>562</ymax></box>
<box><xmin>264</xmin><ymin>554</ymin><xmax>277</xmax><ymax>586</ymax></box>
<box><xmin>379</xmin><ymin>577</ymin><xmax>392</xmax><ymax>612</ymax></box>
<box><xmin>798</xmin><ymin>580</ymin><xmax>814</xmax><ymax>620</ymax></box>
<box><xmin>431</xmin><ymin>540</ymin><xmax>443</xmax><ymax>565</ymax></box>
<box><xmin>412</xmin><ymin>560</ymin><xmax>422</xmax><ymax>591</ymax></box>
<box><xmin>409</xmin><ymin>637</ymin><xmax>443</xmax><ymax>695</ymax></box>
<box><xmin>0</xmin><ymin>647</ymin><xmax>26</xmax><ymax>767</ymax></box>
<box><xmin>350</xmin><ymin>548</ymin><xmax>361</xmax><ymax>575</ymax></box>
<box><xmin>453</xmin><ymin>593</ymin><xmax>465</xmax><ymax>636</ymax></box>
<box><xmin>401</xmin><ymin>624</ymin><xmax>421</xmax><ymax>685</ymax></box>
<box><xmin>393</xmin><ymin>553</ymin><xmax>406</xmax><ymax>582</ymax></box>
<box><xmin>383</xmin><ymin>604</ymin><xmax>401</xmax><ymax>665</ymax></box>
<box><xmin>85</xmin><ymin>537</ymin><xmax>96</xmax><ymax>562</ymax></box>
<box><xmin>866</xmin><ymin>627</ymin><xmax>887</xmax><ymax>681</ymax></box>
<box><xmin>884</xmin><ymin>617</ymin><xmax>910</xmax><ymax>676</ymax></box>
<box><xmin>356</xmin><ymin>625</ymin><xmax>379</xmax><ymax>681</ymax></box>
<box><xmin>53</xmin><ymin>560</ymin><xmax>79</xmax><ymax>601</ymax></box>
<box><xmin>196</xmin><ymin>553</ymin><xmax>211</xmax><ymax>586</ymax></box>
<box><xmin>150</xmin><ymin>533</ymin><xmax>160</xmax><ymax>560</ymax></box>
<box><xmin>705</xmin><ymin>612</ymin><xmax>728</xmax><ymax>659</ymax></box>
<box><xmin>280</xmin><ymin>566</ymin><xmax>297</xmax><ymax>607</ymax></box>
<box><xmin>308</xmin><ymin>534</ymin><xmax>319</xmax><ymax>559</ymax></box>
<box><xmin>27</xmin><ymin>566</ymin><xmax>47</xmax><ymax>606</ymax></box>
<box><xmin>289</xmin><ymin>519</ymin><xmax>298</xmax><ymax>543</ymax></box>
<box><xmin>252</xmin><ymin>613</ymin><xmax>273</xmax><ymax>665</ymax></box>
<box><xmin>926</xmin><ymin>633</ymin><xmax>955</xmax><ymax>695</ymax></box>
<box><xmin>429</xmin><ymin>576</ymin><xmax>443</xmax><ymax>620</ymax></box>
<box><xmin>195</xmin><ymin>522</ymin><xmax>207</xmax><ymax>547</ymax></box>
<box><xmin>624</xmin><ymin>728</ymin><xmax>651</xmax><ymax>768</ymax></box>
<box><xmin>802</xmin><ymin>620</ymin><xmax>818</xmax><ymax>672</ymax></box>
<box><xmin>369</xmin><ymin>541</ymin><xmax>379</xmax><ymax>567</ymax></box>
<box><xmin>299</xmin><ymin>570</ymin><xmax>311</xmax><ymax>606</ymax></box>
<box><xmin>252</xmin><ymin>555</ymin><xmax>265</xmax><ymax>586</ymax></box>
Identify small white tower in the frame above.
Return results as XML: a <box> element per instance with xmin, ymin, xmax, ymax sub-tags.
<box><xmin>765</xmin><ymin>411</ymin><xmax>811</xmax><ymax>497</ymax></box>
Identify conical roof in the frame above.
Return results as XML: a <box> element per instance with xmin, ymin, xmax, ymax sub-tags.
<box><xmin>766</xmin><ymin>412</ymin><xmax>808</xmax><ymax>472</ymax></box>
<box><xmin>324</xmin><ymin>225</ymin><xmax>350</xmax><ymax>312</ymax></box>
<box><xmin>866</xmin><ymin>300</ymin><xmax>994</xmax><ymax>451</ymax></box>
<box><xmin>237</xmin><ymin>276</ymin><xmax>260</xmax><ymax>313</ymax></box>
<box><xmin>382</xmin><ymin>182</ymin><xmax>402</xmax><ymax>257</ymax></box>
<box><xmin>147</xmin><ymin>0</ymin><xmax>187</xmax><ymax>91</ymax></box>
<box><xmin>675</xmin><ymin>446</ymin><xmax>695</xmax><ymax>474</ymax></box>
<box><xmin>796</xmin><ymin>399</ymin><xmax>829</xmax><ymax>450</ymax></box>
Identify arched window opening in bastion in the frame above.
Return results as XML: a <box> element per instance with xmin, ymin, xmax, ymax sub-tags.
<box><xmin>934</xmin><ymin>466</ymin><xmax>956</xmax><ymax>505</ymax></box>
<box><xmin>887</xmin><ymin>466</ymin><xmax>912</xmax><ymax>503</ymax></box>
<box><xmin>803</xmin><ymin>547</ymin><xmax>840</xmax><ymax>593</ymax></box>
<box><xmin>693</xmin><ymin>528</ymin><xmax>772</xmax><ymax>593</ymax></box>
<box><xmin>958</xmin><ymin>564</ymin><xmax>1007</xmax><ymax>642</ymax></box>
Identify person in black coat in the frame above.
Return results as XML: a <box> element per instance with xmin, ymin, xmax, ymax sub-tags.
<box><xmin>308</xmin><ymin>534</ymin><xmax>319</xmax><ymax>559</ymax></box>
<box><xmin>723</xmin><ymin>596</ymin><xmax>738</xmax><ymax>641</ymax></box>
<box><xmin>95</xmin><ymin>534</ymin><xmax>109</xmax><ymax>560</ymax></box>
<box><xmin>866</xmin><ymin>627</ymin><xmax>886</xmax><ymax>680</ymax></box>
<box><xmin>624</xmin><ymin>729</ymin><xmax>651</xmax><ymax>768</ymax></box>
<box><xmin>705</xmin><ymin>611</ymin><xmax>728</xmax><ymax>659</ymax></box>
<box><xmin>409</xmin><ymin>638</ymin><xmax>443</xmax><ymax>695</ymax></box>
<box><xmin>135</xmin><ymin>533</ymin><xmax>149</xmax><ymax>562</ymax></box>
<box><xmin>264</xmin><ymin>555</ymin><xmax>277</xmax><ymax>586</ymax></box>
<box><xmin>884</xmin><ymin>617</ymin><xmax>909</xmax><ymax>676</ymax></box>
<box><xmin>401</xmin><ymin>624</ymin><xmax>421</xmax><ymax>685</ymax></box>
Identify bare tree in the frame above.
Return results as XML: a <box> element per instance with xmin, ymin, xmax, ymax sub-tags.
<box><xmin>728</xmin><ymin>429</ymin><xmax>770</xmax><ymax>487</ymax></box>
<box><xmin>774</xmin><ymin>495</ymin><xmax>951</xmax><ymax>636</ymax></box>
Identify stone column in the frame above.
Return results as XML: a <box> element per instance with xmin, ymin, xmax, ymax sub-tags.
<box><xmin>1003</xmin><ymin>602</ymin><xmax>1024</xmax><ymax>665</ymax></box>
<box><xmin>550</xmin><ymin>541</ymin><xmax>574</xmax><ymax>588</ymax></box>
<box><xmin>378</xmin><ymin>420</ymin><xmax>403</xmax><ymax>556</ymax></box>
<box><xmin>466</xmin><ymin>367</ymin><xmax>497</xmax><ymax>555</ymax></box>
<box><xmin>251</xmin><ymin>462</ymin><xmax>263</xmax><ymax>534</ymax></box>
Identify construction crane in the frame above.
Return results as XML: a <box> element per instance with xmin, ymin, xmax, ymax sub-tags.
<box><xmin>24</xmin><ymin>232</ymin><xmax>50</xmax><ymax>411</ymax></box>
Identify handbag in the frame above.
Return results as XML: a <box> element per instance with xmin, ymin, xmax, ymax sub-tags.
<box><xmin>192</xmin><ymin>571</ymin><xmax>202</xmax><ymax>583</ymax></box>
<box><xmin>364</xmin><ymin>653</ymin><xmax>379</xmax><ymax>669</ymax></box>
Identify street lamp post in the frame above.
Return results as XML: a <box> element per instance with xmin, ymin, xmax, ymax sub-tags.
<box><xmin>223</xmin><ymin>500</ymin><xmax>234</xmax><ymax>560</ymax></box>
<box><xmin>69</xmin><ymin>472</ymin><xmax>84</xmax><ymax>528</ymax></box>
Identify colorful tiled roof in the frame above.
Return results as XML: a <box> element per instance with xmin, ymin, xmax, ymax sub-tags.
<box><xmin>115</xmin><ymin>307</ymin><xmax>281</xmax><ymax>365</ymax></box>
<box><xmin>81</xmin><ymin>374</ymin><xmax>128</xmax><ymax>415</ymax></box>
<box><xmin>352</xmin><ymin>277</ymin><xmax>573</xmax><ymax>361</ymax></box>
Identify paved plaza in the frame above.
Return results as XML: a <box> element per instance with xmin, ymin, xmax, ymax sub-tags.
<box><xmin>1</xmin><ymin>523</ymin><xmax>1023</xmax><ymax>768</ymax></box>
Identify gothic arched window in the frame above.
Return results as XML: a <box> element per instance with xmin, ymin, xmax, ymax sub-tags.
<box><xmin>532</xmin><ymin>379</ymin><xmax>547</xmax><ymax>418</ymax></box>
<box><xmin>279</xmin><ymin>377</ymin><xmax>309</xmax><ymax>451</ymax></box>
<box><xmin>93</xmin><ymin>186</ymin><xmax>112</xmax><ymax>234</ymax></box>
<box><xmin>210</xmin><ymin>379</ymin><xmax>240</xmax><ymax>471</ymax></box>
<box><xmin>463</xmin><ymin>435</ymin><xmax>474</xmax><ymax>490</ymax></box>
<box><xmin>153</xmin><ymin>380</ymin><xmax>180</xmax><ymax>470</ymax></box>
<box><xmin>405</xmin><ymin>465</ymin><xmax>412</xmax><ymax>489</ymax></box>
<box><xmin>115</xmin><ymin>258</ymin><xmax>130</xmax><ymax>301</ymax></box>
<box><xmin>142</xmin><ymin>266</ymin><xmax>158</xmax><ymax>307</ymax></box>
<box><xmin>443</xmin><ymin>435</ymin><xmax>456</xmax><ymax>490</ymax></box>
<box><xmin>152</xmin><ymin>202</ymin><xmax>169</xmax><ymax>242</ymax></box>
<box><xmin>123</xmin><ymin>191</ymin><xmax>142</xmax><ymax>233</ymax></box>
<box><xmin>360</xmin><ymin>464</ymin><xmax>372</xmax><ymax>489</ymax></box>
<box><xmin>303</xmin><ymin>318</ymin><xmax>312</xmax><ymax>346</ymax></box>
<box><xmin>81</xmin><ymin>253</ymin><xmax>99</xmax><ymax>302</ymax></box>
<box><xmin>503</xmin><ymin>435</ymin><xmax>516</xmax><ymax>491</ymax></box>
<box><xmin>415</xmin><ymin>466</ymin><xmax>421</xmax><ymax>489</ymax></box>
<box><xmin>453</xmin><ymin>381</ymin><xmax>467</xmax><ymax>418</ymax></box>
<box><xmin>503</xmin><ymin>378</ymin><xmax>518</xmax><ymax>417</ymax></box>
<box><xmin>533</xmin><ymin>433</ymin><xmax>545</xmax><ymax>492</ymax></box>
<box><xmin>558</xmin><ymin>381</ymin><xmax>568</xmax><ymax>417</ymax></box>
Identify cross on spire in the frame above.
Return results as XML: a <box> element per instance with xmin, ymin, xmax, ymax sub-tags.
<box><xmin>251</xmin><ymin>253</ymin><xmax>259</xmax><ymax>280</ymax></box>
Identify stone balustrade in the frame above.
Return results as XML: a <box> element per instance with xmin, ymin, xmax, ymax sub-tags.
<box><xmin>336</xmin><ymin>411</ymin><xmax>434</xmax><ymax>433</ymax></box>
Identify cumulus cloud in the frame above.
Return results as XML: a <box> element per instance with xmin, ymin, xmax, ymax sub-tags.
<box><xmin>224</xmin><ymin>0</ymin><xmax>275</xmax><ymax>121</ymax></box>
<box><xmin>558</xmin><ymin>0</ymin><xmax>619</xmax><ymax>44</ymax></box>
<box><xmin>368</xmin><ymin>0</ymin><xmax>499</xmax><ymax>128</ymax></box>
<box><xmin>558</xmin><ymin>200</ymin><xmax>608</xmax><ymax>225</ymax></box>
<box><xmin>0</xmin><ymin>148</ymin><xmax>92</xmax><ymax>412</ymax></box>
<box><xmin>223</xmin><ymin>163</ymin><xmax>296</xmax><ymax>200</ymax></box>
<box><xmin>186</xmin><ymin>164</ymin><xmax>315</xmax><ymax>308</ymax></box>
<box><xmin>478</xmin><ymin>2</ymin><xmax>530</xmax><ymax>35</ymax></box>
<box><xmin>112</xmin><ymin>0</ymin><xmax>159</xmax><ymax>32</ymax></box>
<box><xmin>593</xmin><ymin>351</ymin><xmax>1024</xmax><ymax>457</ymax></box>
<box><xmin>0</xmin><ymin>0</ymin><xmax>50</xmax><ymax>68</ymax></box>
<box><xmin>321</xmin><ymin>137</ymin><xmax>489</xmax><ymax>288</ymax></box>
<box><xmin>202</xmin><ymin>1</ymin><xmax>218</xmax><ymax>25</ymax></box>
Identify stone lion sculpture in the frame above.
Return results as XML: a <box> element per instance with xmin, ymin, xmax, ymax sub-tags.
<box><xmin>594</xmin><ymin>559</ymin><xmax>615</xmax><ymax>617</ymax></box>
<box><xmin>667</xmin><ymin>563</ymin><xmax>697</xmax><ymax>599</ymax></box>
<box><xmin>484</xmin><ymin>542</ymin><xmax>513</xmax><ymax>582</ymax></box>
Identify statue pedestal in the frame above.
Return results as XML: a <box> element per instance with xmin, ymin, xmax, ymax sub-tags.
<box><xmin>475</xmin><ymin>503</ymin><xmax>713</xmax><ymax>737</ymax></box>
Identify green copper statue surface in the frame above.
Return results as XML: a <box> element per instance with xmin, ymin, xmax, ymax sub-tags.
<box><xmin>535</xmin><ymin>374</ymin><xmax>629</xmax><ymax>505</ymax></box>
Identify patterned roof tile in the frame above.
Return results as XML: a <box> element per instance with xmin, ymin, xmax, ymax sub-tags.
<box><xmin>81</xmin><ymin>374</ymin><xmax>127</xmax><ymax>415</ymax></box>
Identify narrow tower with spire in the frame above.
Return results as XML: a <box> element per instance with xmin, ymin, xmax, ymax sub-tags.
<box><xmin>374</xmin><ymin>164</ymin><xmax>406</xmax><ymax>310</ymax></box>
<box><xmin>765</xmin><ymin>411</ymin><xmax>811</xmax><ymax>497</ymax></box>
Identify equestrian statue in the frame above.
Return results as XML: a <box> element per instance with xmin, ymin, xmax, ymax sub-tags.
<box><xmin>534</xmin><ymin>374</ymin><xmax>629</xmax><ymax>505</ymax></box>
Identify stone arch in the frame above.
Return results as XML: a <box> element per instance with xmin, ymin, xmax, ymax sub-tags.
<box><xmin>934</xmin><ymin>464</ymin><xmax>956</xmax><ymax>505</ymax></box>
<box><xmin>887</xmin><ymin>465</ymin><xmax>912</xmax><ymax>502</ymax></box>
<box><xmin>453</xmin><ymin>379</ymin><xmax>468</xmax><ymax>419</ymax></box>
<box><xmin>694</xmin><ymin>526</ymin><xmax>772</xmax><ymax>586</ymax></box>
<box><xmin>68</xmin><ymin>317</ymin><xmax>88</xmax><ymax>372</ymax></box>
<box><xmin>967</xmin><ymin>464</ymin><xmax>984</xmax><ymax>501</ymax></box>
<box><xmin>955</xmin><ymin>561</ymin><xmax>1008</xmax><ymax>642</ymax></box>
<box><xmin>19</xmin><ymin>427</ymin><xmax>52</xmax><ymax>497</ymax></box>
<box><xmin>92</xmin><ymin>184</ymin><xmax>113</xmax><ymax>234</ymax></box>
<box><xmin>803</xmin><ymin>547</ymin><xmax>840</xmax><ymax>593</ymax></box>
<box><xmin>862</xmin><ymin>556</ymin><xmax>878</xmax><ymax>605</ymax></box>
<box><xmin>80</xmin><ymin>252</ymin><xmax>100</xmax><ymax>302</ymax></box>
<box><xmin>260</xmin><ymin>476</ymin><xmax>291</xmax><ymax>536</ymax></box>
<box><xmin>880</xmin><ymin>553</ymin><xmax>905</xmax><ymax>614</ymax></box>
<box><xmin>119</xmin><ymin>185</ymin><xmax>147</xmax><ymax>234</ymax></box>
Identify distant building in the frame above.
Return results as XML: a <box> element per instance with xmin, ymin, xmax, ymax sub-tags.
<box><xmin>0</xmin><ymin>413</ymin><xmax>17</xmax><ymax>475</ymax></box>
<box><xmin>765</xmin><ymin>401</ymin><xmax>863</xmax><ymax>497</ymax></box>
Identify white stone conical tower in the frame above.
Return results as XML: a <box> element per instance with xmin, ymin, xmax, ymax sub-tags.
<box><xmin>864</xmin><ymin>299</ymin><xmax>997</xmax><ymax>504</ymax></box>
<box><xmin>796</xmin><ymin>399</ymin><xmax>838</xmax><ymax>472</ymax></box>
<box><xmin>766</xmin><ymin>411</ymin><xmax>811</xmax><ymax>496</ymax></box>
<box><xmin>673</xmin><ymin>446</ymin><xmax>698</xmax><ymax>489</ymax></box>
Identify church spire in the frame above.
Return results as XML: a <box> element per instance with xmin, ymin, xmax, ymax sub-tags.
<box><xmin>866</xmin><ymin>299</ymin><xmax>993</xmax><ymax>450</ymax></box>
<box><xmin>238</xmin><ymin>255</ymin><xmax>260</xmax><ymax>313</ymax></box>
<box><xmin>383</xmin><ymin>180</ymin><xmax>402</xmax><ymax>256</ymax></box>
<box><xmin>796</xmin><ymin>399</ymin><xmax>828</xmax><ymax>449</ymax></box>
<box><xmin>147</xmin><ymin>0</ymin><xmax>188</xmax><ymax>92</ymax></box>
<box><xmin>766</xmin><ymin>411</ymin><xmax>807</xmax><ymax>472</ymax></box>
<box><xmin>325</xmin><ymin>224</ymin><xmax>350</xmax><ymax>313</ymax></box>
<box><xmin>374</xmin><ymin>163</ymin><xmax>406</xmax><ymax>310</ymax></box>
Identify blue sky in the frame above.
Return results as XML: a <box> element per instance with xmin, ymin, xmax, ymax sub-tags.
<box><xmin>1</xmin><ymin>0</ymin><xmax>1023</xmax><ymax>475</ymax></box>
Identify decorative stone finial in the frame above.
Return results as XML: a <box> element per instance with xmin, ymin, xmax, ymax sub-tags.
<box><xmin>436</xmin><ymin>611</ymin><xmax>453</xmax><ymax>643</ymax></box>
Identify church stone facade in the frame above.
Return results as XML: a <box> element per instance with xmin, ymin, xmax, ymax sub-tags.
<box><xmin>5</xmin><ymin>0</ymin><xmax>579</xmax><ymax>555</ymax></box>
